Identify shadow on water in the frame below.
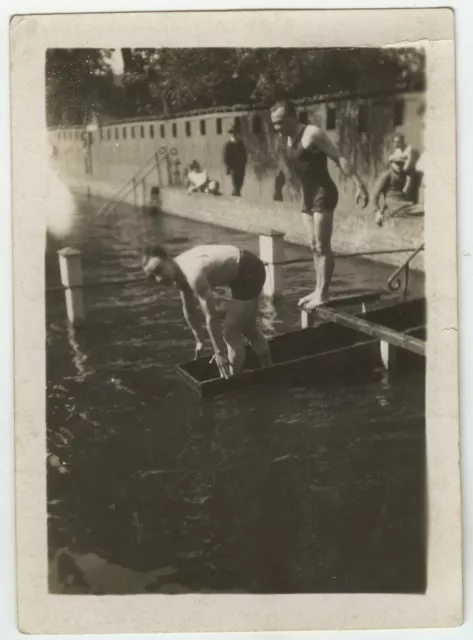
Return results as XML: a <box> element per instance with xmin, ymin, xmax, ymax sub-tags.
<box><xmin>46</xmin><ymin>196</ymin><xmax>426</xmax><ymax>595</ymax></box>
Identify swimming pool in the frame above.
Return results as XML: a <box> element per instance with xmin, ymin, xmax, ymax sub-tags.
<box><xmin>46</xmin><ymin>195</ymin><xmax>426</xmax><ymax>595</ymax></box>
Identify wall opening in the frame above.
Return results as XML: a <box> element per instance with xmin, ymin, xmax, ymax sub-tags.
<box><xmin>200</xmin><ymin>120</ymin><xmax>206</xmax><ymax>135</ymax></box>
<box><xmin>149</xmin><ymin>124</ymin><xmax>155</xmax><ymax>139</ymax></box>
<box><xmin>160</xmin><ymin>124</ymin><xmax>165</xmax><ymax>138</ymax></box>
<box><xmin>172</xmin><ymin>122</ymin><xmax>177</xmax><ymax>137</ymax></box>
<box><xmin>298</xmin><ymin>111</ymin><xmax>309</xmax><ymax>125</ymax></box>
<box><xmin>252</xmin><ymin>114</ymin><xmax>263</xmax><ymax>134</ymax></box>
<box><xmin>140</xmin><ymin>125</ymin><xmax>145</xmax><ymax>139</ymax></box>
<box><xmin>394</xmin><ymin>100</ymin><xmax>405</xmax><ymax>127</ymax></box>
<box><xmin>358</xmin><ymin>104</ymin><xmax>369</xmax><ymax>133</ymax></box>
<box><xmin>326</xmin><ymin>107</ymin><xmax>336</xmax><ymax>130</ymax></box>
<box><xmin>186</xmin><ymin>121</ymin><xmax>192</xmax><ymax>137</ymax></box>
<box><xmin>216</xmin><ymin>118</ymin><xmax>222</xmax><ymax>135</ymax></box>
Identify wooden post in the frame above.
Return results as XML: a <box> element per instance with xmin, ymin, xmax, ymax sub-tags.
<box><xmin>301</xmin><ymin>308</ymin><xmax>312</xmax><ymax>329</ymax></box>
<box><xmin>380</xmin><ymin>340</ymin><xmax>398</xmax><ymax>370</ymax></box>
<box><xmin>58</xmin><ymin>247</ymin><xmax>85</xmax><ymax>327</ymax></box>
<box><xmin>259</xmin><ymin>231</ymin><xmax>285</xmax><ymax>298</ymax></box>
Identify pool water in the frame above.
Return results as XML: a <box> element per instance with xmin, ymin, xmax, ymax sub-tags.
<box><xmin>46</xmin><ymin>195</ymin><xmax>426</xmax><ymax>594</ymax></box>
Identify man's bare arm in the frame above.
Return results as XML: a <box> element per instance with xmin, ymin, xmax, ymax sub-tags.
<box><xmin>195</xmin><ymin>286</ymin><xmax>227</xmax><ymax>356</ymax></box>
<box><xmin>372</xmin><ymin>171</ymin><xmax>390</xmax><ymax>211</ymax></box>
<box><xmin>180</xmin><ymin>290</ymin><xmax>206</xmax><ymax>345</ymax></box>
<box><xmin>403</xmin><ymin>146</ymin><xmax>416</xmax><ymax>172</ymax></box>
<box><xmin>306</xmin><ymin>127</ymin><xmax>368</xmax><ymax>199</ymax></box>
<box><xmin>194</xmin><ymin>280</ymin><xmax>232</xmax><ymax>378</ymax></box>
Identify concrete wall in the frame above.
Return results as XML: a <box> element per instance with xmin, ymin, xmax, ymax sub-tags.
<box><xmin>49</xmin><ymin>89</ymin><xmax>425</xmax><ymax>212</ymax></box>
<box><xmin>51</xmin><ymin>89</ymin><xmax>424</xmax><ymax>271</ymax></box>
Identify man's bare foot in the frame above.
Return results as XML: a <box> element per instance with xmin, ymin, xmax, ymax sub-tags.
<box><xmin>303</xmin><ymin>290</ymin><xmax>329</xmax><ymax>310</ymax></box>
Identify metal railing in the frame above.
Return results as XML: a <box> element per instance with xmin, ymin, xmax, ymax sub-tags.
<box><xmin>97</xmin><ymin>146</ymin><xmax>178</xmax><ymax>217</ymax></box>
<box><xmin>387</xmin><ymin>243</ymin><xmax>424</xmax><ymax>297</ymax></box>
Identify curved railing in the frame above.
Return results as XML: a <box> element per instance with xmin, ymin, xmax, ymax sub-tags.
<box><xmin>387</xmin><ymin>243</ymin><xmax>425</xmax><ymax>297</ymax></box>
<box><xmin>97</xmin><ymin>146</ymin><xmax>178</xmax><ymax>217</ymax></box>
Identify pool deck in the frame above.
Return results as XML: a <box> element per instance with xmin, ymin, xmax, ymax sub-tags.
<box><xmin>64</xmin><ymin>176</ymin><xmax>425</xmax><ymax>272</ymax></box>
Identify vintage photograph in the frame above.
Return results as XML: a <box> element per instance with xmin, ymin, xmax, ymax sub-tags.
<box><xmin>45</xmin><ymin>44</ymin><xmax>427</xmax><ymax>595</ymax></box>
<box><xmin>11</xmin><ymin>8</ymin><xmax>461</xmax><ymax>635</ymax></box>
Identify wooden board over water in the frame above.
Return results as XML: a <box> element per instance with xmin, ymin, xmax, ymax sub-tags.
<box><xmin>176</xmin><ymin>297</ymin><xmax>426</xmax><ymax>398</ymax></box>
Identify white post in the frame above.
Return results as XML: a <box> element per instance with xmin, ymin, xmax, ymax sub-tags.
<box><xmin>58</xmin><ymin>247</ymin><xmax>85</xmax><ymax>327</ymax></box>
<box><xmin>259</xmin><ymin>231</ymin><xmax>285</xmax><ymax>298</ymax></box>
<box><xmin>380</xmin><ymin>340</ymin><xmax>397</xmax><ymax>370</ymax></box>
<box><xmin>301</xmin><ymin>308</ymin><xmax>312</xmax><ymax>329</ymax></box>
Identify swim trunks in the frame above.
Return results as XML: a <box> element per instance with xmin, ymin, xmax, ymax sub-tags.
<box><xmin>230</xmin><ymin>249</ymin><xmax>266</xmax><ymax>300</ymax></box>
<box><xmin>287</xmin><ymin>126</ymin><xmax>339</xmax><ymax>214</ymax></box>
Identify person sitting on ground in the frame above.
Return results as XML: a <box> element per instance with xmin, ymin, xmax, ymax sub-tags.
<box><xmin>142</xmin><ymin>244</ymin><xmax>272</xmax><ymax>379</ymax></box>
<box><xmin>388</xmin><ymin>132</ymin><xmax>418</xmax><ymax>200</ymax></box>
<box><xmin>371</xmin><ymin>157</ymin><xmax>410</xmax><ymax>226</ymax></box>
<box><xmin>186</xmin><ymin>160</ymin><xmax>220</xmax><ymax>196</ymax></box>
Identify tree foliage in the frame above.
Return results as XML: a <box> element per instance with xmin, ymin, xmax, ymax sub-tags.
<box><xmin>46</xmin><ymin>46</ymin><xmax>425</xmax><ymax>126</ymax></box>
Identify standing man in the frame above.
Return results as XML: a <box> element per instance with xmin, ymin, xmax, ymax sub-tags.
<box><xmin>142</xmin><ymin>244</ymin><xmax>272</xmax><ymax>379</ymax></box>
<box><xmin>223</xmin><ymin>126</ymin><xmax>247</xmax><ymax>197</ymax></box>
<box><xmin>270</xmin><ymin>100</ymin><xmax>369</xmax><ymax>309</ymax></box>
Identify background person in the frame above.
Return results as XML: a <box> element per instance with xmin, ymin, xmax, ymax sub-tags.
<box><xmin>223</xmin><ymin>126</ymin><xmax>247</xmax><ymax>197</ymax></box>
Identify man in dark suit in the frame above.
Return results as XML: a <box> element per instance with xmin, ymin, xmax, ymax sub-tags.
<box><xmin>223</xmin><ymin>126</ymin><xmax>247</xmax><ymax>196</ymax></box>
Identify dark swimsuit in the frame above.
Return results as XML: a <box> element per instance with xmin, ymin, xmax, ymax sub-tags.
<box><xmin>230</xmin><ymin>249</ymin><xmax>266</xmax><ymax>300</ymax></box>
<box><xmin>286</xmin><ymin>126</ymin><xmax>339</xmax><ymax>214</ymax></box>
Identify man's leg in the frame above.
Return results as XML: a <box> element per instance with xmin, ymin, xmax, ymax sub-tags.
<box><xmin>223</xmin><ymin>299</ymin><xmax>255</xmax><ymax>374</ymax></box>
<box><xmin>306</xmin><ymin>209</ymin><xmax>335</xmax><ymax>308</ymax></box>
<box><xmin>242</xmin><ymin>300</ymin><xmax>272</xmax><ymax>368</ymax></box>
<box><xmin>234</xmin><ymin>169</ymin><xmax>245</xmax><ymax>196</ymax></box>
<box><xmin>298</xmin><ymin>212</ymin><xmax>317</xmax><ymax>305</ymax></box>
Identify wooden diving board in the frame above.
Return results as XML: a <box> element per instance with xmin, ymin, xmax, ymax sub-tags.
<box><xmin>316</xmin><ymin>305</ymin><xmax>426</xmax><ymax>357</ymax></box>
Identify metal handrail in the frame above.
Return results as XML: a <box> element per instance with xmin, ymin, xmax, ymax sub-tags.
<box><xmin>387</xmin><ymin>242</ymin><xmax>424</xmax><ymax>297</ymax></box>
<box><xmin>97</xmin><ymin>146</ymin><xmax>178</xmax><ymax>216</ymax></box>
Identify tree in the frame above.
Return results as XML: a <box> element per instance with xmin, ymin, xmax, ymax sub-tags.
<box><xmin>45</xmin><ymin>49</ymin><xmax>116</xmax><ymax>126</ymax></box>
<box><xmin>46</xmin><ymin>46</ymin><xmax>426</xmax><ymax>125</ymax></box>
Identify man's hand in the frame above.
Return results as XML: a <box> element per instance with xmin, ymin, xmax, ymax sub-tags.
<box><xmin>355</xmin><ymin>185</ymin><xmax>369</xmax><ymax>209</ymax></box>
<box><xmin>194</xmin><ymin>341</ymin><xmax>204</xmax><ymax>360</ymax></box>
<box><xmin>374</xmin><ymin>210</ymin><xmax>385</xmax><ymax>227</ymax></box>
<box><xmin>211</xmin><ymin>352</ymin><xmax>232</xmax><ymax>379</ymax></box>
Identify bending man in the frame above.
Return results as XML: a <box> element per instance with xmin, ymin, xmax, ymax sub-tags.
<box><xmin>142</xmin><ymin>244</ymin><xmax>272</xmax><ymax>379</ymax></box>
<box><xmin>270</xmin><ymin>100</ymin><xmax>369</xmax><ymax>309</ymax></box>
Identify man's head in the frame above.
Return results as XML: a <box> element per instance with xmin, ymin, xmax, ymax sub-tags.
<box><xmin>392</xmin><ymin>132</ymin><xmax>405</xmax><ymax>150</ymax></box>
<box><xmin>189</xmin><ymin>160</ymin><xmax>201</xmax><ymax>172</ymax></box>
<box><xmin>142</xmin><ymin>246</ymin><xmax>176</xmax><ymax>285</ymax></box>
<box><xmin>228</xmin><ymin>125</ymin><xmax>241</xmax><ymax>141</ymax></box>
<box><xmin>270</xmin><ymin>100</ymin><xmax>299</xmax><ymax>137</ymax></box>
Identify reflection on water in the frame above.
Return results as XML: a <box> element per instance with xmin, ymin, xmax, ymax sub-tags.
<box><xmin>46</xmin><ymin>195</ymin><xmax>426</xmax><ymax>595</ymax></box>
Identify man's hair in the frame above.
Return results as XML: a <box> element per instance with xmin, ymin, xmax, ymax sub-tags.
<box><xmin>143</xmin><ymin>245</ymin><xmax>169</xmax><ymax>261</ymax></box>
<box><xmin>271</xmin><ymin>99</ymin><xmax>297</xmax><ymax>118</ymax></box>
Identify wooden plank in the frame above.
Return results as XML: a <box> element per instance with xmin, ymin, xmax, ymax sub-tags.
<box><xmin>300</xmin><ymin>290</ymin><xmax>383</xmax><ymax>327</ymax></box>
<box><xmin>177</xmin><ymin>337</ymin><xmax>380</xmax><ymax>398</ymax></box>
<box><xmin>316</xmin><ymin>307</ymin><xmax>426</xmax><ymax>356</ymax></box>
<box><xmin>300</xmin><ymin>289</ymin><xmax>382</xmax><ymax>310</ymax></box>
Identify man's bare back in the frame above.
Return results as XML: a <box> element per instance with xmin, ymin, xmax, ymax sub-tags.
<box><xmin>174</xmin><ymin>244</ymin><xmax>241</xmax><ymax>293</ymax></box>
